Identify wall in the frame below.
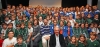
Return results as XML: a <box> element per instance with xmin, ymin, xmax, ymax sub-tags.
<box><xmin>98</xmin><ymin>0</ymin><xmax>100</xmax><ymax>9</ymax></box>
<box><xmin>87</xmin><ymin>0</ymin><xmax>92</xmax><ymax>6</ymax></box>
<box><xmin>29</xmin><ymin>0</ymin><xmax>61</xmax><ymax>7</ymax></box>
<box><xmin>0</xmin><ymin>0</ymin><xmax>2</xmax><ymax>9</ymax></box>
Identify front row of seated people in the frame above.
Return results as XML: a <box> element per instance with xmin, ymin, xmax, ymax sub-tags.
<box><xmin>1</xmin><ymin>25</ymin><xmax>100</xmax><ymax>47</ymax></box>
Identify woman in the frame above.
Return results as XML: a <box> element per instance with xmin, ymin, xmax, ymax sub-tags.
<box><xmin>31</xmin><ymin>19</ymin><xmax>41</xmax><ymax>47</ymax></box>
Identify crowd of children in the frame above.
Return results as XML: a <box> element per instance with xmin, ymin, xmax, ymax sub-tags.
<box><xmin>0</xmin><ymin>4</ymin><xmax>100</xmax><ymax>47</ymax></box>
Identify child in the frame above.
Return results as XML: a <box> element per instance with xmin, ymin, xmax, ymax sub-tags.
<box><xmin>81</xmin><ymin>13</ymin><xmax>86</xmax><ymax>23</ymax></box>
<box><xmin>68</xmin><ymin>36</ymin><xmax>78</xmax><ymax>47</ymax></box>
<box><xmin>93</xmin><ymin>14</ymin><xmax>99</xmax><ymax>25</ymax></box>
<box><xmin>10</xmin><ymin>15</ymin><xmax>16</xmax><ymax>28</ymax></box>
<box><xmin>0</xmin><ymin>23</ymin><xmax>7</xmax><ymax>37</ymax></box>
<box><xmin>69</xmin><ymin>14</ymin><xmax>75</xmax><ymax>27</ymax></box>
<box><xmin>22</xmin><ymin>15</ymin><xmax>28</xmax><ymax>28</ymax></box>
<box><xmin>92</xmin><ymin>23</ymin><xmax>100</xmax><ymax>34</ymax></box>
<box><xmin>59</xmin><ymin>20</ymin><xmax>64</xmax><ymax>34</ymax></box>
<box><xmin>39</xmin><ymin>16</ymin><xmax>44</xmax><ymax>26</ymax></box>
<box><xmin>80</xmin><ymin>23</ymin><xmax>89</xmax><ymax>38</ymax></box>
<box><xmin>46</xmin><ymin>16</ymin><xmax>51</xmax><ymax>25</ymax></box>
<box><xmin>85</xmin><ymin>23</ymin><xmax>92</xmax><ymax>35</ymax></box>
<box><xmin>27</xmin><ymin>22</ymin><xmax>33</xmax><ymax>43</ymax></box>
<box><xmin>20</xmin><ymin>23</ymin><xmax>28</xmax><ymax>41</ymax></box>
<box><xmin>28</xmin><ymin>17</ymin><xmax>33</xmax><ymax>26</ymax></box>
<box><xmin>14</xmin><ymin>35</ymin><xmax>27</xmax><ymax>47</ymax></box>
<box><xmin>87</xmin><ymin>32</ymin><xmax>100</xmax><ymax>47</ymax></box>
<box><xmin>78</xmin><ymin>34</ymin><xmax>87</xmax><ymax>47</ymax></box>
<box><xmin>15</xmin><ymin>24</ymin><xmax>21</xmax><ymax>37</ymax></box>
<box><xmin>4</xmin><ymin>16</ymin><xmax>11</xmax><ymax>24</ymax></box>
<box><xmin>16</xmin><ymin>16</ymin><xmax>23</xmax><ymax>25</ymax></box>
<box><xmin>86</xmin><ymin>14</ymin><xmax>92</xmax><ymax>24</ymax></box>
<box><xmin>5</xmin><ymin>23</ymin><xmax>15</xmax><ymax>38</ymax></box>
<box><xmin>73</xmin><ymin>23</ymin><xmax>81</xmax><ymax>38</ymax></box>
<box><xmin>63</xmin><ymin>21</ymin><xmax>73</xmax><ymax>46</ymax></box>
<box><xmin>75</xmin><ymin>14</ymin><xmax>81</xmax><ymax>24</ymax></box>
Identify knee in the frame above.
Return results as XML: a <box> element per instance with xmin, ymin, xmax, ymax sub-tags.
<box><xmin>42</xmin><ymin>40</ymin><xmax>47</xmax><ymax>44</ymax></box>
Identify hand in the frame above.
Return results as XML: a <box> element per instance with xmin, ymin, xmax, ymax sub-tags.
<box><xmin>68</xmin><ymin>36</ymin><xmax>71</xmax><ymax>39</ymax></box>
<box><xmin>45</xmin><ymin>36</ymin><xmax>50</xmax><ymax>40</ymax></box>
<box><xmin>76</xmin><ymin>38</ymin><xmax>79</xmax><ymax>41</ymax></box>
<box><xmin>27</xmin><ymin>39</ymin><xmax>30</xmax><ymax>42</ymax></box>
<box><xmin>7</xmin><ymin>43</ymin><xmax>14</xmax><ymax>47</ymax></box>
<box><xmin>32</xmin><ymin>37</ymin><xmax>35</xmax><ymax>40</ymax></box>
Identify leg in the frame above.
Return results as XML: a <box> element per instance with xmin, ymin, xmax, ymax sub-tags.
<box><xmin>42</xmin><ymin>35</ymin><xmax>47</xmax><ymax>47</ymax></box>
<box><xmin>33</xmin><ymin>36</ymin><xmax>41</xmax><ymax>47</ymax></box>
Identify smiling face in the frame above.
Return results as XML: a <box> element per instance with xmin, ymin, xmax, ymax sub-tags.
<box><xmin>8</xmin><ymin>31</ymin><xmax>14</xmax><ymax>38</ymax></box>
<box><xmin>71</xmin><ymin>37</ymin><xmax>76</xmax><ymax>43</ymax></box>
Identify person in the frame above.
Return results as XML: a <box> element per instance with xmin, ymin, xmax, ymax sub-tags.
<box><xmin>73</xmin><ymin>23</ymin><xmax>81</xmax><ymax>38</ymax></box>
<box><xmin>68</xmin><ymin>36</ymin><xmax>78</xmax><ymax>47</ymax></box>
<box><xmin>50</xmin><ymin>20</ymin><xmax>58</xmax><ymax>35</ymax></box>
<box><xmin>41</xmin><ymin>11</ymin><xmax>47</xmax><ymax>19</ymax></box>
<box><xmin>75</xmin><ymin>14</ymin><xmax>81</xmax><ymax>24</ymax></box>
<box><xmin>19</xmin><ymin>23</ymin><xmax>28</xmax><ymax>41</ymax></box>
<box><xmin>26</xmin><ymin>22</ymin><xmax>33</xmax><ymax>45</ymax></box>
<box><xmin>0</xmin><ymin>34</ymin><xmax>4</xmax><ymax>47</ymax></box>
<box><xmin>15</xmin><ymin>24</ymin><xmax>21</xmax><ymax>37</ymax></box>
<box><xmin>63</xmin><ymin>21</ymin><xmax>73</xmax><ymax>45</ymax></box>
<box><xmin>46</xmin><ymin>16</ymin><xmax>51</xmax><ymax>25</ymax></box>
<box><xmin>80</xmin><ymin>13</ymin><xmax>86</xmax><ymax>23</ymax></box>
<box><xmin>22</xmin><ymin>15</ymin><xmax>28</xmax><ymax>27</ymax></box>
<box><xmin>0</xmin><ymin>23</ymin><xmax>7</xmax><ymax>37</ymax></box>
<box><xmin>92</xmin><ymin>23</ymin><xmax>100</xmax><ymax>34</ymax></box>
<box><xmin>31</xmin><ymin>19</ymin><xmax>41</xmax><ymax>47</ymax></box>
<box><xmin>39</xmin><ymin>16</ymin><xmax>44</xmax><ymax>26</ymax></box>
<box><xmin>0</xmin><ymin>9</ymin><xmax>8</xmax><ymax>24</ymax></box>
<box><xmin>86</xmin><ymin>14</ymin><xmax>92</xmax><ymax>24</ymax></box>
<box><xmin>10</xmin><ymin>15</ymin><xmax>16</xmax><ymax>29</ymax></box>
<box><xmin>2</xmin><ymin>31</ymin><xmax>17</xmax><ymax>47</ymax></box>
<box><xmin>5</xmin><ymin>23</ymin><xmax>15</xmax><ymax>38</ymax></box>
<box><xmin>16</xmin><ymin>16</ymin><xmax>23</xmax><ymax>25</ymax></box>
<box><xmin>59</xmin><ymin>20</ymin><xmax>64</xmax><ymax>34</ymax></box>
<box><xmin>69</xmin><ymin>14</ymin><xmax>75</xmax><ymax>27</ymax></box>
<box><xmin>87</xmin><ymin>32</ymin><xmax>100</xmax><ymax>47</ymax></box>
<box><xmin>14</xmin><ymin>35</ymin><xmax>27</xmax><ymax>47</ymax></box>
<box><xmin>40</xmin><ymin>19</ymin><xmax>51</xmax><ymax>47</ymax></box>
<box><xmin>49</xmin><ymin>25</ymin><xmax>66</xmax><ymax>47</ymax></box>
<box><xmin>80</xmin><ymin>23</ymin><xmax>89</xmax><ymax>38</ymax></box>
<box><xmin>4</xmin><ymin>16</ymin><xmax>11</xmax><ymax>24</ymax></box>
<box><xmin>93</xmin><ymin>14</ymin><xmax>99</xmax><ymax>25</ymax></box>
<box><xmin>78</xmin><ymin>34</ymin><xmax>87</xmax><ymax>47</ymax></box>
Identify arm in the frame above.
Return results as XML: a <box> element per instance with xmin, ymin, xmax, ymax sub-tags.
<box><xmin>49</xmin><ymin>35</ymin><xmax>55</xmax><ymax>47</ymax></box>
<box><xmin>33</xmin><ymin>26</ymin><xmax>40</xmax><ymax>38</ymax></box>
<box><xmin>24</xmin><ymin>28</ymin><xmax>28</xmax><ymax>41</ymax></box>
<box><xmin>70</xmin><ymin>27</ymin><xmax>73</xmax><ymax>36</ymax></box>
<box><xmin>2</xmin><ymin>40</ymin><xmax>7</xmax><ymax>47</ymax></box>
<box><xmin>40</xmin><ymin>26</ymin><xmax>45</xmax><ymax>35</ymax></box>
<box><xmin>23</xmin><ymin>43</ymin><xmax>27</xmax><ymax>47</ymax></box>
<box><xmin>68</xmin><ymin>43</ymin><xmax>70</xmax><ymax>47</ymax></box>
<box><xmin>60</xmin><ymin>34</ymin><xmax>66</xmax><ymax>47</ymax></box>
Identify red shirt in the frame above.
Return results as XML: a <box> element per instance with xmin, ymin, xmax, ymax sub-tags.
<box><xmin>0</xmin><ymin>39</ymin><xmax>4</xmax><ymax>47</ymax></box>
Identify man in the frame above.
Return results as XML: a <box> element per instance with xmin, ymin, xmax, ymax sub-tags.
<box><xmin>2</xmin><ymin>31</ymin><xmax>17</xmax><ymax>47</ymax></box>
<box><xmin>49</xmin><ymin>26</ymin><xmax>66</xmax><ymax>47</ymax></box>
<box><xmin>40</xmin><ymin>19</ymin><xmax>51</xmax><ymax>47</ymax></box>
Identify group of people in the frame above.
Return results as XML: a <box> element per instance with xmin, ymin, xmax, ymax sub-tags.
<box><xmin>0</xmin><ymin>4</ymin><xmax>100</xmax><ymax>47</ymax></box>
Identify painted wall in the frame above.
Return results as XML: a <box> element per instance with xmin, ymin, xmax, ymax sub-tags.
<box><xmin>0</xmin><ymin>0</ymin><xmax>2</xmax><ymax>9</ymax></box>
<box><xmin>98</xmin><ymin>0</ymin><xmax>100</xmax><ymax>9</ymax></box>
<box><xmin>29</xmin><ymin>0</ymin><xmax>61</xmax><ymax>7</ymax></box>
